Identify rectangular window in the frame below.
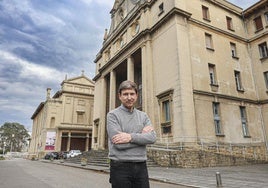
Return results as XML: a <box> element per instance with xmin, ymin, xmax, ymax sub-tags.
<box><xmin>226</xmin><ymin>16</ymin><xmax>234</xmax><ymax>31</ymax></box>
<box><xmin>258</xmin><ymin>42</ymin><xmax>268</xmax><ymax>58</ymax></box>
<box><xmin>254</xmin><ymin>16</ymin><xmax>263</xmax><ymax>31</ymax></box>
<box><xmin>265</xmin><ymin>12</ymin><xmax>268</xmax><ymax>24</ymax></box>
<box><xmin>208</xmin><ymin>64</ymin><xmax>217</xmax><ymax>85</ymax></box>
<box><xmin>234</xmin><ymin>71</ymin><xmax>243</xmax><ymax>91</ymax></box>
<box><xmin>202</xmin><ymin>6</ymin><xmax>210</xmax><ymax>21</ymax></box>
<box><xmin>161</xmin><ymin>99</ymin><xmax>171</xmax><ymax>134</ymax></box>
<box><xmin>264</xmin><ymin>71</ymin><xmax>268</xmax><ymax>89</ymax></box>
<box><xmin>205</xmin><ymin>33</ymin><xmax>213</xmax><ymax>50</ymax></box>
<box><xmin>163</xmin><ymin>100</ymin><xmax>171</xmax><ymax>122</ymax></box>
<box><xmin>157</xmin><ymin>89</ymin><xmax>173</xmax><ymax>136</ymax></box>
<box><xmin>212</xmin><ymin>102</ymin><xmax>222</xmax><ymax>135</ymax></box>
<box><xmin>230</xmin><ymin>42</ymin><xmax>238</xmax><ymax>58</ymax></box>
<box><xmin>240</xmin><ymin>106</ymin><xmax>250</xmax><ymax>137</ymax></box>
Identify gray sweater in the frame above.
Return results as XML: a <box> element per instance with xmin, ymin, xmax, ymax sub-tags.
<box><xmin>107</xmin><ymin>105</ymin><xmax>157</xmax><ymax>162</ymax></box>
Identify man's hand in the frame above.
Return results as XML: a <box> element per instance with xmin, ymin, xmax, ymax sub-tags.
<box><xmin>112</xmin><ymin>126</ymin><xmax>154</xmax><ymax>144</ymax></box>
<box><xmin>142</xmin><ymin>126</ymin><xmax>154</xmax><ymax>133</ymax></box>
<box><xmin>112</xmin><ymin>132</ymin><xmax>131</xmax><ymax>144</ymax></box>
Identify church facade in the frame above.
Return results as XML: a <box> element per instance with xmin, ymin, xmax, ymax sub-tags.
<box><xmin>29</xmin><ymin>73</ymin><xmax>94</xmax><ymax>158</ymax></box>
<box><xmin>92</xmin><ymin>0</ymin><xmax>268</xmax><ymax>162</ymax></box>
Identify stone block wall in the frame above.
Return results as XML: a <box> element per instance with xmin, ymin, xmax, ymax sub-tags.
<box><xmin>147</xmin><ymin>144</ymin><xmax>268</xmax><ymax>168</ymax></box>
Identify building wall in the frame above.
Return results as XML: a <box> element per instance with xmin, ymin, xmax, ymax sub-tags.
<box><xmin>93</xmin><ymin>0</ymin><xmax>268</xmax><ymax>160</ymax></box>
<box><xmin>245</xmin><ymin>6</ymin><xmax>268</xmax><ymax>100</ymax></box>
<box><xmin>185</xmin><ymin>0</ymin><xmax>264</xmax><ymax>146</ymax></box>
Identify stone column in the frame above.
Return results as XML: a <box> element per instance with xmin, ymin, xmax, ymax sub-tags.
<box><xmin>85</xmin><ymin>133</ymin><xmax>89</xmax><ymax>151</ymax></box>
<box><xmin>67</xmin><ymin>131</ymin><xmax>71</xmax><ymax>151</ymax></box>
<box><xmin>127</xmin><ymin>56</ymin><xmax>134</xmax><ymax>81</ymax></box>
<box><xmin>109</xmin><ymin>70</ymin><xmax>116</xmax><ymax>111</ymax></box>
<box><xmin>96</xmin><ymin>77</ymin><xmax>108</xmax><ymax>150</ymax></box>
<box><xmin>141</xmin><ymin>37</ymin><xmax>154</xmax><ymax>124</ymax></box>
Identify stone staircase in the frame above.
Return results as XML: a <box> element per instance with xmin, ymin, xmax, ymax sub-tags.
<box><xmin>64</xmin><ymin>150</ymin><xmax>158</xmax><ymax>167</ymax></box>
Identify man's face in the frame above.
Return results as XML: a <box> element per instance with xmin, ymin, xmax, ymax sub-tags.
<box><xmin>119</xmin><ymin>88</ymin><xmax>138</xmax><ymax>109</ymax></box>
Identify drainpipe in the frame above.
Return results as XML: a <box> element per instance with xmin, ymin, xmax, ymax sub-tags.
<box><xmin>260</xmin><ymin>106</ymin><xmax>268</xmax><ymax>154</ymax></box>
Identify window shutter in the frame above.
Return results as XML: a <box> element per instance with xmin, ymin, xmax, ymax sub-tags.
<box><xmin>254</xmin><ymin>16</ymin><xmax>263</xmax><ymax>30</ymax></box>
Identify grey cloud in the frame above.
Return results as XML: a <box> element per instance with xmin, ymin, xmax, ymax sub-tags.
<box><xmin>0</xmin><ymin>0</ymin><xmax>113</xmax><ymax>129</ymax></box>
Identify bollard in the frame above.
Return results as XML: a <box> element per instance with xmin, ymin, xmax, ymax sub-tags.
<box><xmin>216</xmin><ymin>172</ymin><xmax>222</xmax><ymax>187</ymax></box>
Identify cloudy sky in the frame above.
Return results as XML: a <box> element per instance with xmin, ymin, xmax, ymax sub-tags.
<box><xmin>0</xmin><ymin>0</ymin><xmax>260</xmax><ymax>130</ymax></box>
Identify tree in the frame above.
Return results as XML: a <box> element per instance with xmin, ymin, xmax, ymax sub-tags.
<box><xmin>0</xmin><ymin>122</ymin><xmax>30</xmax><ymax>152</ymax></box>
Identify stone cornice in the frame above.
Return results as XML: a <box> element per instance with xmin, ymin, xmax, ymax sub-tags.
<box><xmin>205</xmin><ymin>0</ymin><xmax>242</xmax><ymax>16</ymax></box>
<box><xmin>31</xmin><ymin>102</ymin><xmax>45</xmax><ymax>119</ymax></box>
<box><xmin>57</xmin><ymin>125</ymin><xmax>92</xmax><ymax>131</ymax></box>
<box><xmin>193</xmin><ymin>89</ymin><xmax>268</xmax><ymax>104</ymax></box>
<box><xmin>243</xmin><ymin>0</ymin><xmax>268</xmax><ymax>18</ymax></box>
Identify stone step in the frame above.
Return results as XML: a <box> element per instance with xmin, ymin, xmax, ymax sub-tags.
<box><xmin>64</xmin><ymin>150</ymin><xmax>159</xmax><ymax>167</ymax></box>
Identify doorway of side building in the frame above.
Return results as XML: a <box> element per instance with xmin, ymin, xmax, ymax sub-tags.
<box><xmin>60</xmin><ymin>132</ymin><xmax>91</xmax><ymax>152</ymax></box>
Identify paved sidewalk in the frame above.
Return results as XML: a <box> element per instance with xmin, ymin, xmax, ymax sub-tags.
<box><xmin>43</xmin><ymin>160</ymin><xmax>268</xmax><ymax>188</ymax></box>
<box><xmin>148</xmin><ymin>165</ymin><xmax>268</xmax><ymax>188</ymax></box>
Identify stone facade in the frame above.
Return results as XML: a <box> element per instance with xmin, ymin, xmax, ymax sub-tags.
<box><xmin>92</xmin><ymin>0</ymin><xmax>268</xmax><ymax>165</ymax></box>
<box><xmin>29</xmin><ymin>73</ymin><xmax>94</xmax><ymax>158</ymax></box>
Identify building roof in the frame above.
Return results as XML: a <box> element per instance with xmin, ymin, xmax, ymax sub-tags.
<box><xmin>243</xmin><ymin>0</ymin><xmax>268</xmax><ymax>18</ymax></box>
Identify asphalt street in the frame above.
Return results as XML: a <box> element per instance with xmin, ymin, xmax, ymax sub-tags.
<box><xmin>0</xmin><ymin>158</ymin><xmax>187</xmax><ymax>188</ymax></box>
<box><xmin>46</xmin><ymin>159</ymin><xmax>268</xmax><ymax>188</ymax></box>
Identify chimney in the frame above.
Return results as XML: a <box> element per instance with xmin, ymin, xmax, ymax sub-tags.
<box><xmin>46</xmin><ymin>88</ymin><xmax>51</xmax><ymax>100</ymax></box>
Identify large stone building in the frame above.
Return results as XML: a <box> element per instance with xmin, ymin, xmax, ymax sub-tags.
<box><xmin>28</xmin><ymin>73</ymin><xmax>94</xmax><ymax>158</ymax></box>
<box><xmin>92</xmin><ymin>0</ymin><xmax>268</xmax><ymax>166</ymax></box>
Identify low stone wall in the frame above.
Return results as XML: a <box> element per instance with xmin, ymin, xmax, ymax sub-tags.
<box><xmin>147</xmin><ymin>144</ymin><xmax>268</xmax><ymax>168</ymax></box>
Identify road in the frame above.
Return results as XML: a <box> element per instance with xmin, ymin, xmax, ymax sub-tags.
<box><xmin>0</xmin><ymin>158</ymin><xmax>187</xmax><ymax>188</ymax></box>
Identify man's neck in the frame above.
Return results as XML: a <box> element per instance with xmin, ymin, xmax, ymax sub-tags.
<box><xmin>121</xmin><ymin>104</ymin><xmax>134</xmax><ymax>112</ymax></box>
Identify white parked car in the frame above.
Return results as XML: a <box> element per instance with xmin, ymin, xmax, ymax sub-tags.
<box><xmin>67</xmin><ymin>150</ymin><xmax>82</xmax><ymax>158</ymax></box>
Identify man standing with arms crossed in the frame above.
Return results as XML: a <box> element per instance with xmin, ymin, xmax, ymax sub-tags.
<box><xmin>107</xmin><ymin>80</ymin><xmax>157</xmax><ymax>188</ymax></box>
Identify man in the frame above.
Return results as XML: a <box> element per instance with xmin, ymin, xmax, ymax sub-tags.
<box><xmin>107</xmin><ymin>80</ymin><xmax>157</xmax><ymax>188</ymax></box>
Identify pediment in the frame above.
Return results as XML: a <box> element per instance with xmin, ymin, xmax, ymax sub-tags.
<box><xmin>61</xmin><ymin>75</ymin><xmax>95</xmax><ymax>87</ymax></box>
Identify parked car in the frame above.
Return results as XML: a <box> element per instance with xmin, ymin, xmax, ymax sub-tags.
<box><xmin>59</xmin><ymin>151</ymin><xmax>68</xmax><ymax>159</ymax></box>
<box><xmin>67</xmin><ymin>150</ymin><xmax>82</xmax><ymax>158</ymax></box>
<box><xmin>44</xmin><ymin>152</ymin><xmax>59</xmax><ymax>160</ymax></box>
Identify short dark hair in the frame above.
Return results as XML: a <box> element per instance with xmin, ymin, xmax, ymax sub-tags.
<box><xmin>118</xmin><ymin>80</ymin><xmax>138</xmax><ymax>94</ymax></box>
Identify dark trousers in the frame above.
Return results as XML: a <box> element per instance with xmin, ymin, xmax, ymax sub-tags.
<box><xmin>110</xmin><ymin>160</ymin><xmax>150</xmax><ymax>188</ymax></box>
